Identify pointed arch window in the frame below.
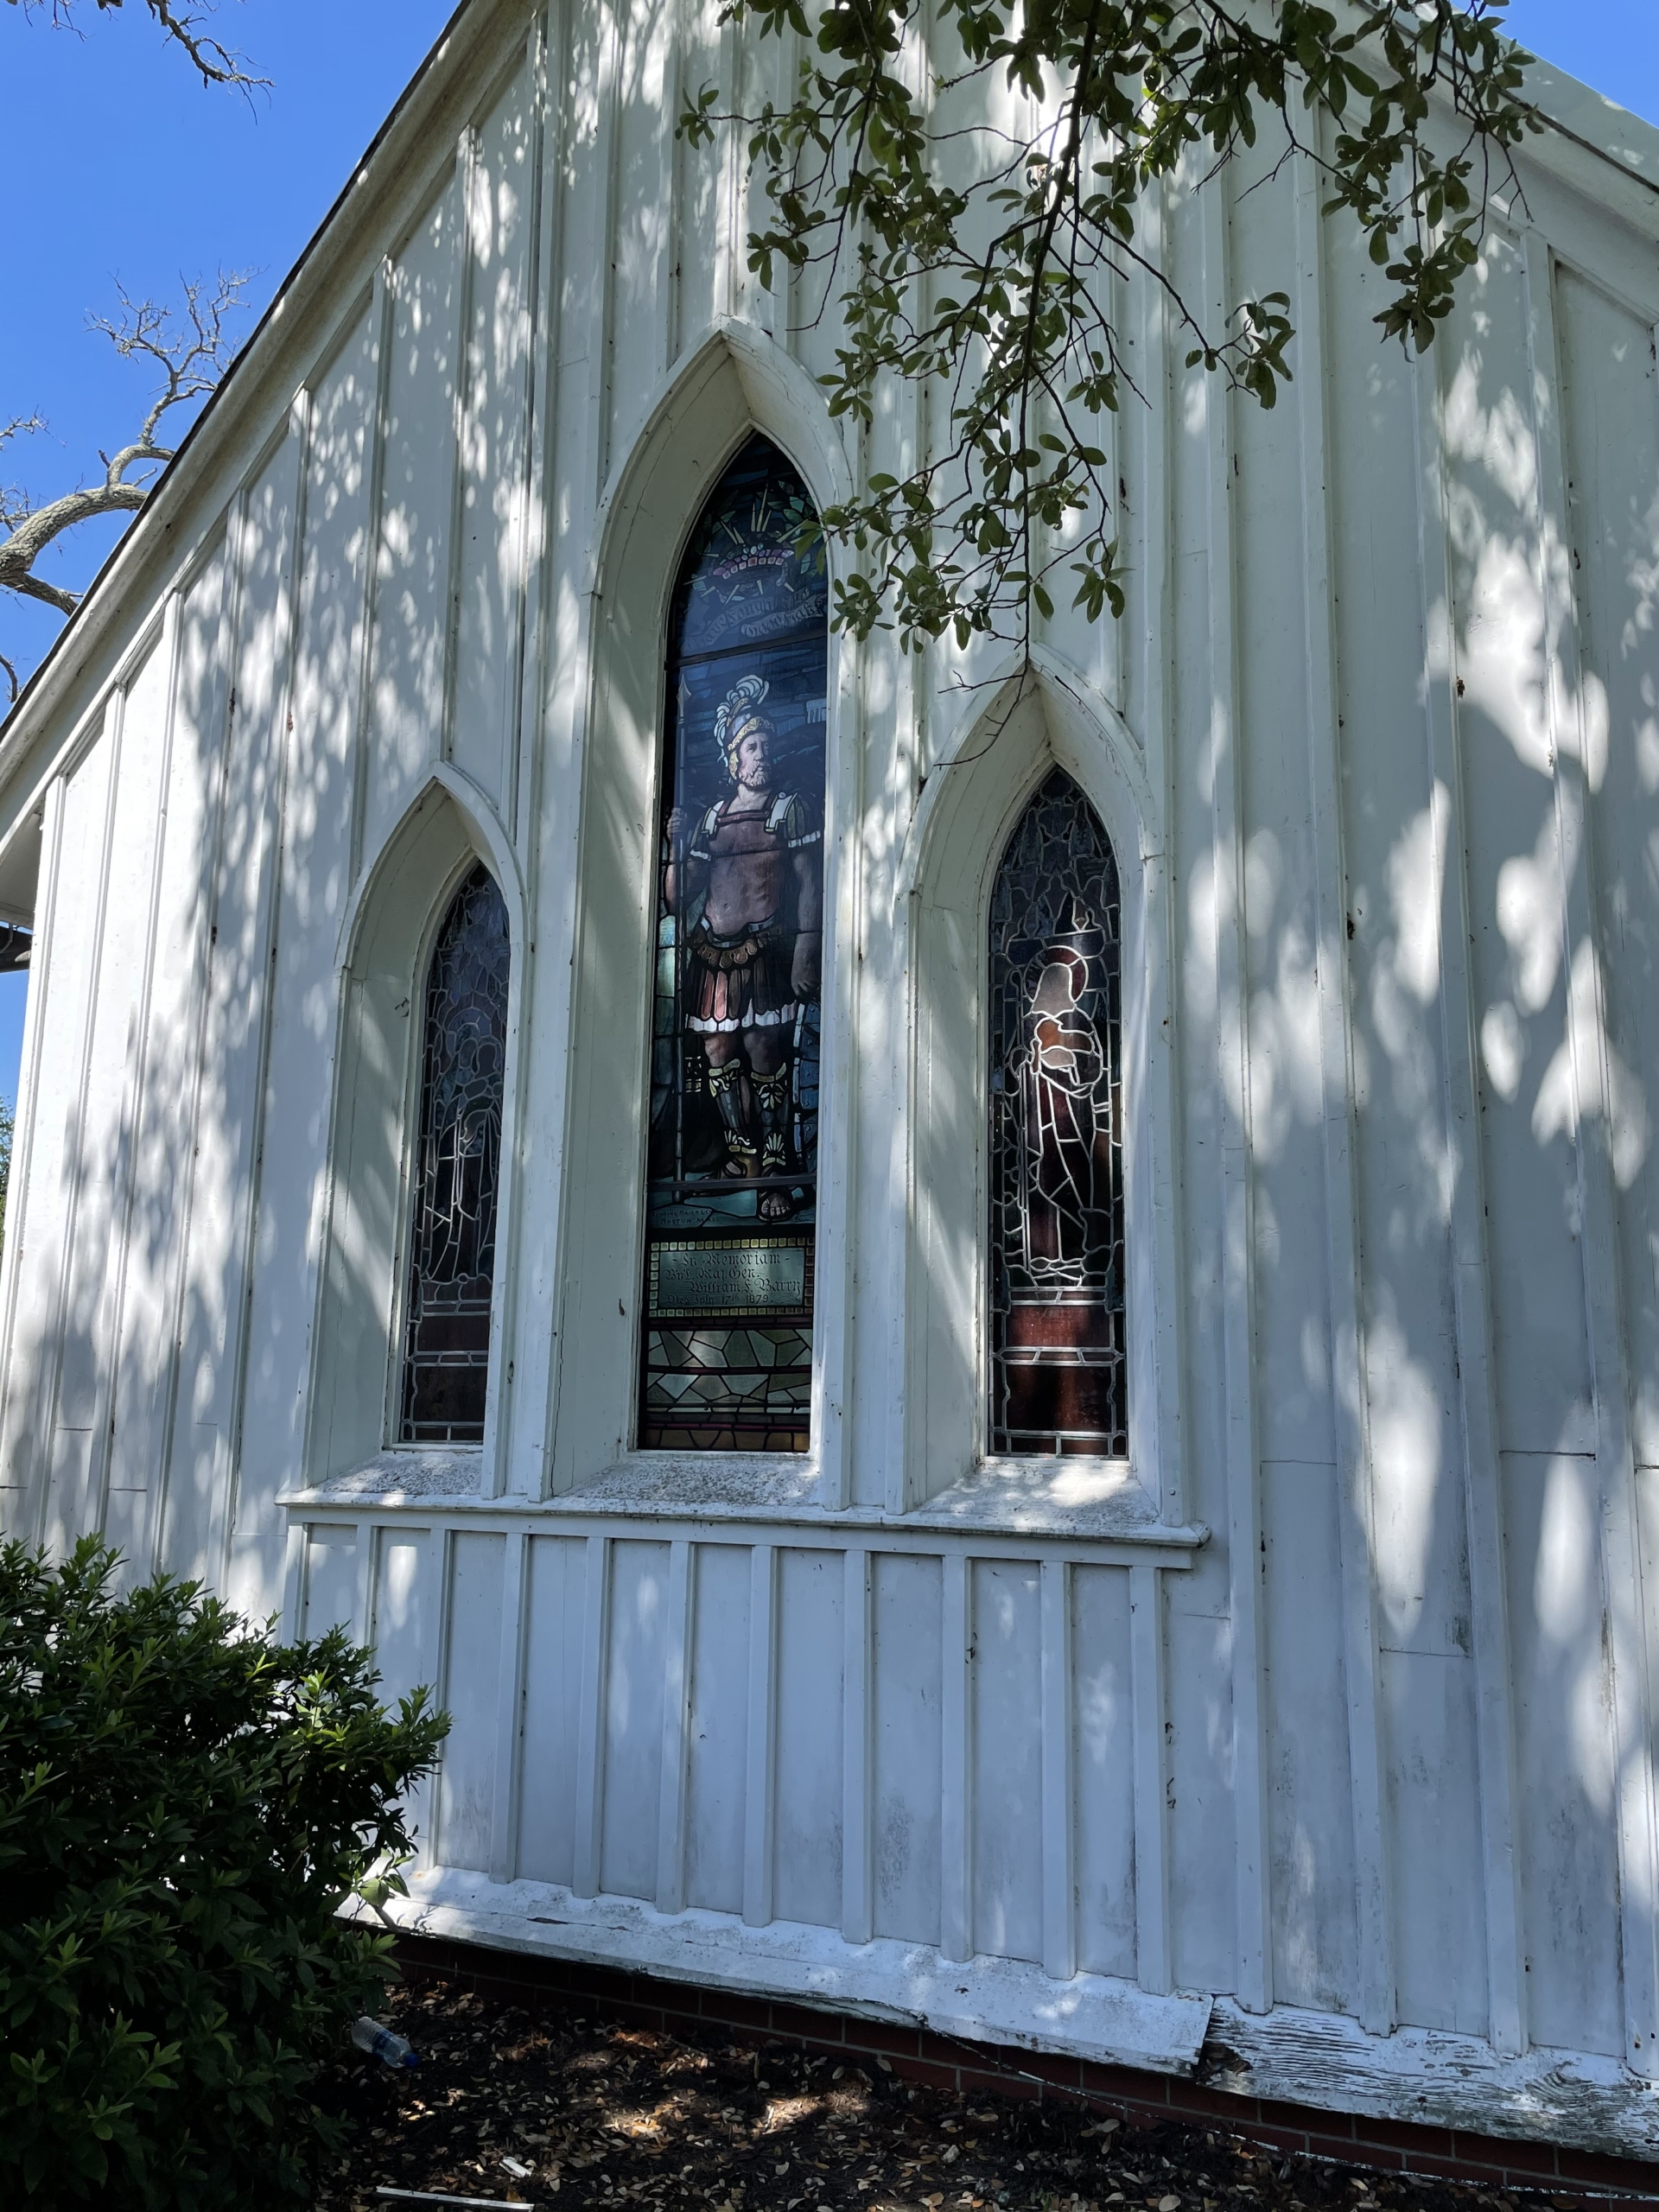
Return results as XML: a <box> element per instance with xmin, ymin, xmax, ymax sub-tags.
<box><xmin>638</xmin><ymin>435</ymin><xmax>829</xmax><ymax>1452</ymax></box>
<box><xmin>988</xmin><ymin>769</ymin><xmax>1126</xmax><ymax>1457</ymax></box>
<box><xmin>398</xmin><ymin>861</ymin><xmax>510</xmax><ymax>1444</ymax></box>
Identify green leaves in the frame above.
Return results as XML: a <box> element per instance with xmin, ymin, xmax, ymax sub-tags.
<box><xmin>683</xmin><ymin>0</ymin><xmax>1536</xmax><ymax>645</ymax></box>
<box><xmin>0</xmin><ymin>1538</ymin><xmax>448</xmax><ymax>2209</ymax></box>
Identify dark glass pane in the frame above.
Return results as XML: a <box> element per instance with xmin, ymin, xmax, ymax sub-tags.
<box><xmin>988</xmin><ymin>769</ymin><xmax>1126</xmax><ymax>1457</ymax></box>
<box><xmin>400</xmin><ymin>863</ymin><xmax>510</xmax><ymax>1445</ymax></box>
<box><xmin>638</xmin><ymin>435</ymin><xmax>828</xmax><ymax>1452</ymax></box>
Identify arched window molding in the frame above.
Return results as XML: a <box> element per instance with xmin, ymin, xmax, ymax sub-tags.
<box><xmin>903</xmin><ymin>658</ymin><xmax>1185</xmax><ymax>1523</ymax></box>
<box><xmin>307</xmin><ymin>772</ymin><xmax>524</xmax><ymax>1491</ymax></box>
<box><xmin>548</xmin><ymin>327</ymin><xmax>856</xmax><ymax>1502</ymax></box>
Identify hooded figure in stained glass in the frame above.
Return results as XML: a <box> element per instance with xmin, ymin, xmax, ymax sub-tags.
<box><xmin>1020</xmin><ymin>933</ymin><xmax>1115</xmax><ymax>1278</ymax></box>
<box><xmin>665</xmin><ymin>672</ymin><xmax>822</xmax><ymax>1220</ymax></box>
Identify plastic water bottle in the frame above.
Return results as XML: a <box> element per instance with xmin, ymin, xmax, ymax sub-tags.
<box><xmin>351</xmin><ymin>2015</ymin><xmax>418</xmax><ymax>2069</ymax></box>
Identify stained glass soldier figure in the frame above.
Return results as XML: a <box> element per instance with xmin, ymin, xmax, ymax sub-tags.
<box><xmin>664</xmin><ymin>674</ymin><xmax>822</xmax><ymax>1220</ymax></box>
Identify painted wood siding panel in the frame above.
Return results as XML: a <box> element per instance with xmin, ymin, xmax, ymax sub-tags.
<box><xmin>374</xmin><ymin>1525</ymin><xmax>437</xmax><ymax>1860</ymax></box>
<box><xmin>162</xmin><ymin>436</ymin><xmax>301</xmax><ymax>1585</ymax></box>
<box><xmin>1073</xmin><ymin>1563</ymin><xmax>1136</xmax><ymax>1979</ymax></box>
<box><xmin>1442</xmin><ymin>233</ymin><xmax>1596</xmax><ymax>1457</ymax></box>
<box><xmin>1262</xmin><ymin>1459</ymin><xmax>1357</xmax><ymax>2011</ymax></box>
<box><xmin>452</xmin><ymin>59</ymin><xmax>538</xmax><ymax>817</ymax></box>
<box><xmin>50</xmin><ymin>640</ymin><xmax>171</xmax><ymax>1541</ymax></box>
<box><xmin>1505</xmin><ymin>1449</ymin><xmax>1624</xmax><ymax>2055</ymax></box>
<box><xmin>365</xmin><ymin>176</ymin><xmax>463</xmax><ymax>869</ymax></box>
<box><xmin>600</xmin><ymin>1538</ymin><xmax>672</xmax><ymax>1900</ymax></box>
<box><xmin>303</xmin><ymin>1522</ymin><xmax>359</xmax><ymax>1635</ymax></box>
<box><xmin>1166</xmin><ymin>1605</ymin><xmax>1236</xmax><ymax>1994</ymax></box>
<box><xmin>104</xmin><ymin>553</ymin><xmax>231</xmax><ymax>1572</ymax></box>
<box><xmin>10</xmin><ymin>741</ymin><xmax>114</xmax><ymax>1540</ymax></box>
<box><xmin>1322</xmin><ymin>193</ymin><xmax>1498</xmax><ymax>2038</ymax></box>
<box><xmin>971</xmin><ymin>1559</ymin><xmax>1044</xmax><ymax>1966</ymax></box>
<box><xmin>1554</xmin><ymin>265</ymin><xmax>1659</xmax><ymax>1472</ymax></box>
<box><xmin>374</xmin><ymin>1528</ymin><xmax>435</xmax><ymax>1700</ymax></box>
<box><xmin>683</xmin><ymin>1541</ymin><xmax>752</xmax><ymax>1916</ymax></box>
<box><xmin>871</xmin><ymin>1550</ymin><xmax>943</xmax><ymax>1945</ymax></box>
<box><xmin>606</xmin><ymin>2</ymin><xmax>676</xmax><ymax>470</ymax></box>
<box><xmin>1229</xmin><ymin>152</ymin><xmax>1338</xmax><ymax>1477</ymax></box>
<box><xmin>440</xmin><ymin>1530</ymin><xmax>507</xmax><ymax>1873</ymax></box>
<box><xmin>518</xmin><ymin>1532</ymin><xmax>588</xmax><ymax>1885</ymax></box>
<box><xmin>772</xmin><ymin>1548</ymin><xmax>843</xmax><ymax>1928</ymax></box>
<box><xmin>1380</xmin><ymin>1647</ymin><xmax>1488</xmax><ymax>2032</ymax></box>
<box><xmin>233</xmin><ymin>315</ymin><xmax>379</xmax><ymax>1586</ymax></box>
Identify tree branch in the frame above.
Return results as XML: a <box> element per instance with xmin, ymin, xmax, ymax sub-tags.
<box><xmin>685</xmin><ymin>0</ymin><xmax>1540</xmax><ymax>647</ymax></box>
<box><xmin>0</xmin><ymin>272</ymin><xmax>247</xmax><ymax>643</ymax></box>
<box><xmin>6</xmin><ymin>0</ymin><xmax>267</xmax><ymax>93</ymax></box>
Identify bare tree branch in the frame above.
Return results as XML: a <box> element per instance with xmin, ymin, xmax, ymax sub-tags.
<box><xmin>0</xmin><ymin>272</ymin><xmax>250</xmax><ymax>678</ymax></box>
<box><xmin>4</xmin><ymin>0</ymin><xmax>267</xmax><ymax>92</ymax></box>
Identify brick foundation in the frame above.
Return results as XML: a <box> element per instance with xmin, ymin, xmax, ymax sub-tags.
<box><xmin>391</xmin><ymin>1933</ymin><xmax>1659</xmax><ymax>2208</ymax></box>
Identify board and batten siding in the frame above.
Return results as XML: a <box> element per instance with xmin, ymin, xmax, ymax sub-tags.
<box><xmin>0</xmin><ymin>0</ymin><xmax>1656</xmax><ymax>2154</ymax></box>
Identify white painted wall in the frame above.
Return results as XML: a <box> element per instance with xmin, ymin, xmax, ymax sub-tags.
<box><xmin>0</xmin><ymin>0</ymin><xmax>1656</xmax><ymax>2150</ymax></box>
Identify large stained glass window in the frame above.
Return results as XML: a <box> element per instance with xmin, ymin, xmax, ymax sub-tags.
<box><xmin>638</xmin><ymin>435</ymin><xmax>828</xmax><ymax>1452</ymax></box>
<box><xmin>399</xmin><ymin>862</ymin><xmax>510</xmax><ymax>1444</ymax></box>
<box><xmin>988</xmin><ymin>770</ymin><xmax>1126</xmax><ymax>1457</ymax></box>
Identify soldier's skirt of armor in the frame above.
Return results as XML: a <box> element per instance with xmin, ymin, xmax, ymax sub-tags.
<box><xmin>683</xmin><ymin>917</ymin><xmax>794</xmax><ymax>1033</ymax></box>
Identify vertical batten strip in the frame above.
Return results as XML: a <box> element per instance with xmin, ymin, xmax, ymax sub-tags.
<box><xmin>353</xmin><ymin>1520</ymin><xmax>378</xmax><ymax>1649</ymax></box>
<box><xmin>1200</xmin><ymin>181</ymin><xmax>1271</xmax><ymax>2017</ymax></box>
<box><xmin>1129</xmin><ymin>1561</ymin><xmax>1171</xmax><ymax>1994</ymax></box>
<box><xmin>348</xmin><ymin>263</ymin><xmax>396</xmax><ymax>891</ymax></box>
<box><xmin>431</xmin><ymin>1526</ymin><xmax>459</xmax><ymax>1869</ymax></box>
<box><xmin>656</xmin><ymin>1538</ymin><xmax>695</xmax><ymax>1915</ymax></box>
<box><xmin>1522</xmin><ymin>231</ymin><xmax>1658</xmax><ymax>2077</ymax></box>
<box><xmin>1135</xmin><ymin>180</ymin><xmax>1185</xmax><ymax>1532</ymax></box>
<box><xmin>500</xmin><ymin>3</ymin><xmax>566</xmax><ymax>1497</ymax></box>
<box><xmin>36</xmin><ymin>694</ymin><xmax>123</xmax><ymax>1551</ymax></box>
<box><xmin>572</xmin><ymin>1531</ymin><xmax>612</xmax><ymax>1897</ymax></box>
<box><xmin>591</xmin><ymin>0</ymin><xmax>623</xmax><ymax>502</ymax></box>
<box><xmin>221</xmin><ymin>403</ymin><xmax>313</xmax><ymax>1596</ymax></box>
<box><xmin>508</xmin><ymin>11</ymin><xmax>553</xmax><ymax>851</ymax></box>
<box><xmin>1040</xmin><ymin>1557</ymin><xmax>1077</xmax><ymax>1982</ymax></box>
<box><xmin>489</xmin><ymin>1530</ymin><xmax>531</xmax><ymax>1885</ymax></box>
<box><xmin>442</xmin><ymin>124</ymin><xmax>483</xmax><ymax>772</ymax></box>
<box><xmin>88</xmin><ymin>596</ymin><xmax>185</xmax><ymax>1544</ymax></box>
<box><xmin>842</xmin><ymin>1544</ymin><xmax>874</xmax><ymax>1943</ymax></box>
<box><xmin>1410</xmin><ymin>338</ymin><xmax>1529</xmax><ymax>2063</ymax></box>
<box><xmin>153</xmin><ymin>495</ymin><xmax>248</xmax><ymax>1577</ymax></box>
<box><xmin>742</xmin><ymin>1542</ymin><xmax>779</xmax><ymax>1927</ymax></box>
<box><xmin>940</xmin><ymin>1549</ymin><xmax>972</xmax><ymax>1961</ymax></box>
<box><xmin>1292</xmin><ymin>150</ymin><xmax>1395</xmax><ymax>2039</ymax></box>
<box><xmin>278</xmin><ymin>1516</ymin><xmax>307</xmax><ymax>1645</ymax></box>
<box><xmin>0</xmin><ymin>771</ymin><xmax>64</xmax><ymax>1511</ymax></box>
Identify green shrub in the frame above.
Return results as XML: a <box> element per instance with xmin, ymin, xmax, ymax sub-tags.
<box><xmin>0</xmin><ymin>1537</ymin><xmax>448</xmax><ymax>2209</ymax></box>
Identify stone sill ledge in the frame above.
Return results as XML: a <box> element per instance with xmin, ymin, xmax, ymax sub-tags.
<box><xmin>280</xmin><ymin>1449</ymin><xmax>1208</xmax><ymax>1554</ymax></box>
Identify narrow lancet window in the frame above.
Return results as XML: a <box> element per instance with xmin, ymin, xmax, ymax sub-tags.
<box><xmin>639</xmin><ymin>435</ymin><xmax>828</xmax><ymax>1452</ymax></box>
<box><xmin>399</xmin><ymin>862</ymin><xmax>510</xmax><ymax>1444</ymax></box>
<box><xmin>988</xmin><ymin>769</ymin><xmax>1126</xmax><ymax>1457</ymax></box>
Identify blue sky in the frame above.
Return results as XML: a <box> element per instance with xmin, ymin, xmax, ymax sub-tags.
<box><xmin>0</xmin><ymin>0</ymin><xmax>1652</xmax><ymax>1109</ymax></box>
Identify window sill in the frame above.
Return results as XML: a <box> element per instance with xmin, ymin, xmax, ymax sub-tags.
<box><xmin>282</xmin><ymin>1448</ymin><xmax>1207</xmax><ymax>1553</ymax></box>
<box><xmin>284</xmin><ymin>1446</ymin><xmax>485</xmax><ymax>1506</ymax></box>
<box><xmin>901</xmin><ymin>1457</ymin><xmax>1192</xmax><ymax>1541</ymax></box>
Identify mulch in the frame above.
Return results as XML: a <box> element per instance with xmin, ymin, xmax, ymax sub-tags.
<box><xmin>312</xmin><ymin>1980</ymin><xmax>1599</xmax><ymax>2212</ymax></box>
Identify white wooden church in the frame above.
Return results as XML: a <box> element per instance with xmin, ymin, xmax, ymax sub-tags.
<box><xmin>2</xmin><ymin>0</ymin><xmax>1657</xmax><ymax>2162</ymax></box>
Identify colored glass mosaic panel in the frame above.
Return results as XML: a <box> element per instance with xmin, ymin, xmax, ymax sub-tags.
<box><xmin>639</xmin><ymin>436</ymin><xmax>827</xmax><ymax>1452</ymax></box>
<box><xmin>988</xmin><ymin>769</ymin><xmax>1126</xmax><ymax>1457</ymax></box>
<box><xmin>399</xmin><ymin>863</ymin><xmax>510</xmax><ymax>1444</ymax></box>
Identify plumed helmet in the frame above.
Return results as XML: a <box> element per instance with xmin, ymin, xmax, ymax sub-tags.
<box><xmin>714</xmin><ymin>673</ymin><xmax>773</xmax><ymax>780</ymax></box>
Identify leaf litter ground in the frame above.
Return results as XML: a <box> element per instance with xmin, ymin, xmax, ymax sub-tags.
<box><xmin>314</xmin><ymin>1980</ymin><xmax>1604</xmax><ymax>2212</ymax></box>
